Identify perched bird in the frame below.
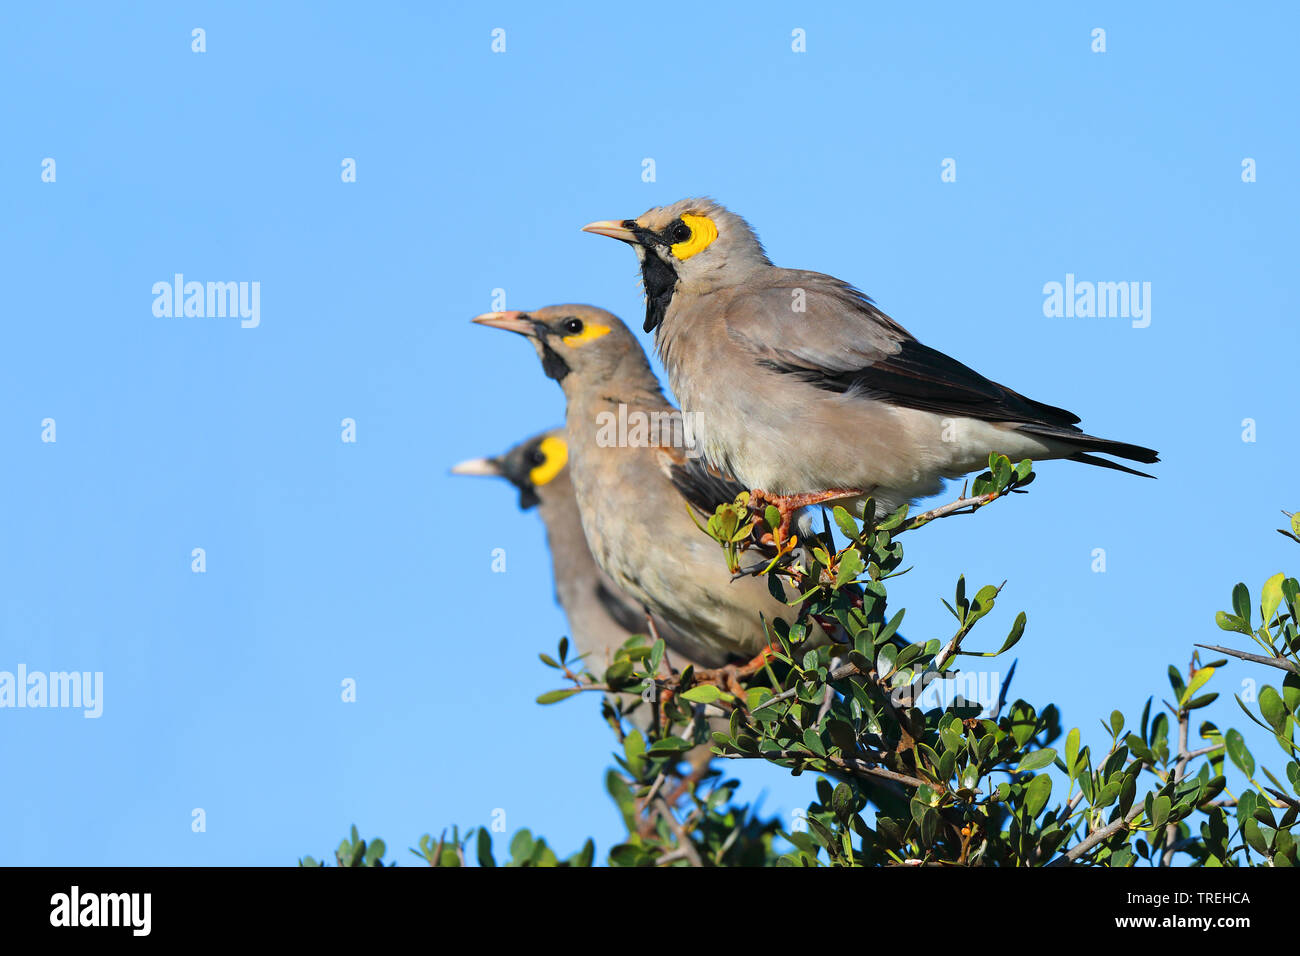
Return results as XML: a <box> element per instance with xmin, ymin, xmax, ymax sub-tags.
<box><xmin>582</xmin><ymin>198</ymin><xmax>1159</xmax><ymax>531</ymax></box>
<box><xmin>451</xmin><ymin>430</ymin><xmax>725</xmax><ymax>752</ymax></box>
<box><xmin>471</xmin><ymin>305</ymin><xmax>819</xmax><ymax>669</ymax></box>
<box><xmin>452</xmin><ymin>429</ymin><xmax>656</xmax><ymax>676</ymax></box>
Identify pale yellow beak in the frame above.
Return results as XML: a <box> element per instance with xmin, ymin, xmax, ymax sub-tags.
<box><xmin>581</xmin><ymin>219</ymin><xmax>638</xmax><ymax>243</ymax></box>
<box><xmin>471</xmin><ymin>310</ymin><xmax>535</xmax><ymax>336</ymax></box>
<box><xmin>450</xmin><ymin>456</ymin><xmax>501</xmax><ymax>477</ymax></box>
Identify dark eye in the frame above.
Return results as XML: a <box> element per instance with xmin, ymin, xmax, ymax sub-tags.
<box><xmin>528</xmin><ymin>447</ymin><xmax>547</xmax><ymax>466</ymax></box>
<box><xmin>562</xmin><ymin>317</ymin><xmax>584</xmax><ymax>335</ymax></box>
<box><xmin>668</xmin><ymin>220</ymin><xmax>692</xmax><ymax>244</ymax></box>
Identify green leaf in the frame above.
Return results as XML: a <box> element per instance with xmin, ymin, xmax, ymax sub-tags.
<box><xmin>1150</xmin><ymin>795</ymin><xmax>1172</xmax><ymax>830</ymax></box>
<box><xmin>877</xmin><ymin>608</ymin><xmax>906</xmax><ymax>647</ymax></box>
<box><xmin>648</xmin><ymin>735</ymin><xmax>693</xmax><ymax>755</ymax></box>
<box><xmin>920</xmin><ymin>807</ymin><xmax>939</xmax><ymax>846</ymax></box>
<box><xmin>476</xmin><ymin>828</ymin><xmax>495</xmax><ymax>868</ymax></box>
<box><xmin>831</xmin><ymin>782</ymin><xmax>855</xmax><ymax>820</ymax></box>
<box><xmin>1182</xmin><ymin>667</ymin><xmax>1215</xmax><ymax>707</ymax></box>
<box><xmin>877</xmin><ymin>505</ymin><xmax>908</xmax><ymax>531</ymax></box>
<box><xmin>997</xmin><ymin>612</ymin><xmax>1027</xmax><ymax>654</ymax></box>
<box><xmin>1119</xmin><ymin>772</ymin><xmax>1137</xmax><ymax>817</ymax></box>
<box><xmin>681</xmin><ymin>684</ymin><xmax>734</xmax><ymax>704</ymax></box>
<box><xmin>649</xmin><ymin>639</ymin><xmax>665</xmax><ymax>675</ymax></box>
<box><xmin>894</xmin><ymin>641</ymin><xmax>927</xmax><ymax>670</ymax></box>
<box><xmin>509</xmin><ymin>829</ymin><xmax>534</xmax><ymax>862</ymax></box>
<box><xmin>940</xmin><ymin>722</ymin><xmax>964</xmax><ymax>754</ymax></box>
<box><xmin>802</xmin><ymin>727</ymin><xmax>827</xmax><ymax>756</ymax></box>
<box><xmin>1262</xmin><ymin>572</ymin><xmax>1285</xmax><ymax>627</ymax></box>
<box><xmin>624</xmin><ymin>729</ymin><xmax>646</xmax><ymax>775</ymax></box>
<box><xmin>1242</xmin><ymin>818</ymin><xmax>1270</xmax><ymax>856</ymax></box>
<box><xmin>608</xmin><ymin>843</ymin><xmax>652</xmax><ymax>867</ymax></box>
<box><xmin>1024</xmin><ymin>773</ymin><xmax>1052</xmax><ymax>818</ymax></box>
<box><xmin>536</xmin><ymin>688</ymin><xmax>580</xmax><ymax>705</ymax></box>
<box><xmin>969</xmin><ymin>584</ymin><xmax>999</xmax><ymax>623</ymax></box>
<box><xmin>832</xmin><ymin>506</ymin><xmax>859</xmax><ymax>539</ymax></box>
<box><xmin>1232</xmin><ymin>583</ymin><xmax>1251</xmax><ymax>628</ymax></box>
<box><xmin>1016</xmin><ymin>748</ymin><xmax>1057</xmax><ymax>773</ymax></box>
<box><xmin>1225</xmin><ymin>728</ymin><xmax>1255</xmax><ymax>778</ymax></box>
<box><xmin>835</xmin><ymin>548</ymin><xmax>864</xmax><ymax>589</ymax></box>
<box><xmin>1065</xmin><ymin>728</ymin><xmax>1080</xmax><ymax>778</ymax></box>
<box><xmin>1259</xmin><ymin>685</ymin><xmax>1288</xmax><ymax>734</ymax></box>
<box><xmin>827</xmin><ymin>719</ymin><xmax>858</xmax><ymax>754</ymax></box>
<box><xmin>604</xmin><ymin>659</ymin><xmax>635</xmax><ymax>688</ymax></box>
<box><xmin>1215</xmin><ymin>611</ymin><xmax>1254</xmax><ymax>636</ymax></box>
<box><xmin>1284</xmin><ymin>673</ymin><xmax>1300</xmax><ymax>716</ymax></box>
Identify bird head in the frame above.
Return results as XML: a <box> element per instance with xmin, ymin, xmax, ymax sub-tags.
<box><xmin>450</xmin><ymin>429</ymin><xmax>568</xmax><ymax>511</ymax></box>
<box><xmin>472</xmin><ymin>304</ymin><xmax>655</xmax><ymax>390</ymax></box>
<box><xmin>582</xmin><ymin>198</ymin><xmax>770</xmax><ymax>332</ymax></box>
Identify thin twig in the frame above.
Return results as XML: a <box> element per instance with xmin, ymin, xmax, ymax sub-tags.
<box><xmin>1046</xmin><ymin>802</ymin><xmax>1146</xmax><ymax>867</ymax></box>
<box><xmin>817</xmin><ymin>656</ymin><xmax>841</xmax><ymax>723</ymax></box>
<box><xmin>653</xmin><ymin>795</ymin><xmax>703</xmax><ymax>867</ymax></box>
<box><xmin>897</xmin><ymin>483</ymin><xmax>1018</xmax><ymax>534</ymax></box>
<box><xmin>719</xmin><ymin>749</ymin><xmax>928</xmax><ymax>789</ymax></box>
<box><xmin>1265</xmin><ymin>788</ymin><xmax>1300</xmax><ymax>811</ymax></box>
<box><xmin>1161</xmin><ymin>704</ymin><xmax>1191</xmax><ymax>867</ymax></box>
<box><xmin>1194</xmin><ymin>644</ymin><xmax>1300</xmax><ymax>676</ymax></box>
<box><xmin>752</xmin><ymin>660</ymin><xmax>863</xmax><ymax>712</ymax></box>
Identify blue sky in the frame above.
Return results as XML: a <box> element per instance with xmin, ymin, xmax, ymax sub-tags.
<box><xmin>2</xmin><ymin>2</ymin><xmax>1296</xmax><ymax>865</ymax></box>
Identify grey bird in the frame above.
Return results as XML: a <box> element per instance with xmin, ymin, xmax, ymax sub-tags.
<box><xmin>451</xmin><ymin>429</ymin><xmax>656</xmax><ymax>677</ymax></box>
<box><xmin>471</xmin><ymin>305</ymin><xmax>821</xmax><ymax>671</ymax></box>
<box><xmin>582</xmin><ymin>198</ymin><xmax>1159</xmax><ymax>531</ymax></box>
<box><xmin>451</xmin><ymin>429</ymin><xmax>726</xmax><ymax>749</ymax></box>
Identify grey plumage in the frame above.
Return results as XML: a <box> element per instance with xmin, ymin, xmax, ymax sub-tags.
<box><xmin>452</xmin><ymin>432</ymin><xmax>649</xmax><ymax>672</ymax></box>
<box><xmin>583</xmin><ymin>198</ymin><xmax>1159</xmax><ymax>519</ymax></box>
<box><xmin>472</xmin><ymin>305</ymin><xmax>815</xmax><ymax>665</ymax></box>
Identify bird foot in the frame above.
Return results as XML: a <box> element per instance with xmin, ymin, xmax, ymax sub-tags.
<box><xmin>656</xmin><ymin>644</ymin><xmax>779</xmax><ymax>721</ymax></box>
<box><xmin>693</xmin><ymin>644</ymin><xmax>779</xmax><ymax>700</ymax></box>
<box><xmin>750</xmin><ymin>488</ymin><xmax>864</xmax><ymax>545</ymax></box>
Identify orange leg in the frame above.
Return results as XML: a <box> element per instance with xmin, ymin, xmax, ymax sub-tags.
<box><xmin>690</xmin><ymin>643</ymin><xmax>780</xmax><ymax>701</ymax></box>
<box><xmin>752</xmin><ymin>488</ymin><xmax>863</xmax><ymax>544</ymax></box>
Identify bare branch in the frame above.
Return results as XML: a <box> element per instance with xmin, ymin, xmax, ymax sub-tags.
<box><xmin>1046</xmin><ymin>802</ymin><xmax>1146</xmax><ymax>867</ymax></box>
<box><xmin>1161</xmin><ymin>704</ymin><xmax>1191</xmax><ymax>867</ymax></box>
<box><xmin>1194</xmin><ymin>644</ymin><xmax>1300</xmax><ymax>677</ymax></box>
<box><xmin>652</xmin><ymin>794</ymin><xmax>703</xmax><ymax>867</ymax></box>
<box><xmin>719</xmin><ymin>748</ymin><xmax>928</xmax><ymax>789</ymax></box>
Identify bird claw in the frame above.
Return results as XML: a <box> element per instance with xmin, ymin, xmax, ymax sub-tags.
<box><xmin>749</xmin><ymin>488</ymin><xmax>864</xmax><ymax>547</ymax></box>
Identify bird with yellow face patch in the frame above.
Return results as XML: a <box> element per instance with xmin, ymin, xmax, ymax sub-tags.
<box><xmin>452</xmin><ymin>428</ymin><xmax>720</xmax><ymax>731</ymax></box>
<box><xmin>583</xmin><ymin>198</ymin><xmax>1159</xmax><ymax>538</ymax></box>
<box><xmin>472</xmin><ymin>305</ymin><xmax>829</xmax><ymax>670</ymax></box>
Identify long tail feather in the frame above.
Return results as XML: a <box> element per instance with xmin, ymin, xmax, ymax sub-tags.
<box><xmin>1068</xmin><ymin>452</ymin><xmax>1157</xmax><ymax>479</ymax></box>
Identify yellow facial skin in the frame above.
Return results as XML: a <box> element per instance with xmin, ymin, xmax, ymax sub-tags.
<box><xmin>561</xmin><ymin>322</ymin><xmax>611</xmax><ymax>347</ymax></box>
<box><xmin>670</xmin><ymin>214</ymin><xmax>718</xmax><ymax>261</ymax></box>
<box><xmin>529</xmin><ymin>436</ymin><xmax>568</xmax><ymax>486</ymax></box>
